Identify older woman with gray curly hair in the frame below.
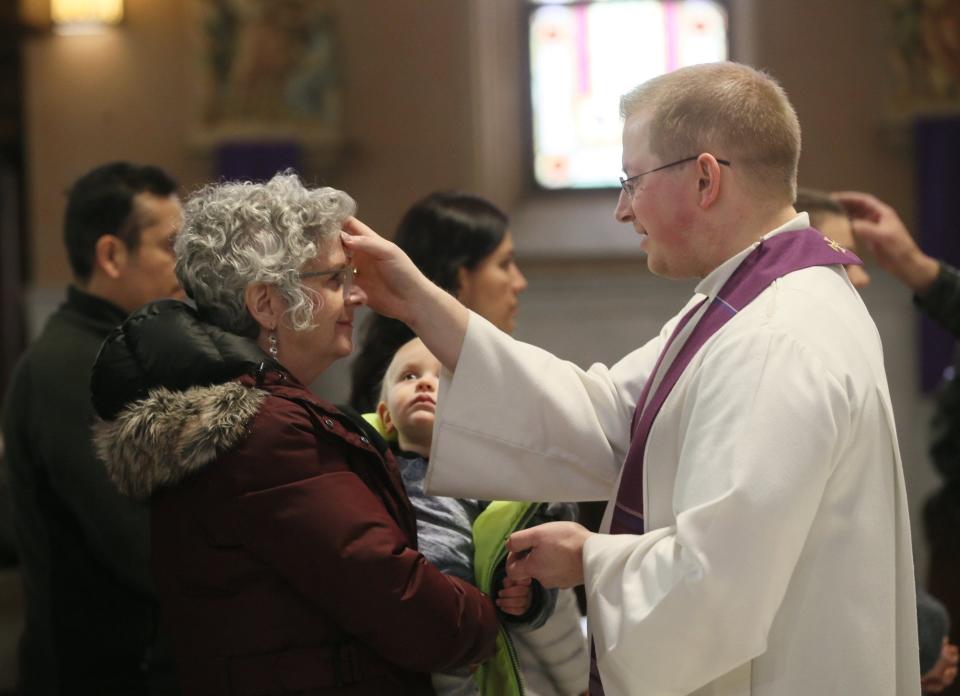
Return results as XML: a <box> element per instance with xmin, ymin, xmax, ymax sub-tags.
<box><xmin>88</xmin><ymin>173</ymin><xmax>501</xmax><ymax>695</ymax></box>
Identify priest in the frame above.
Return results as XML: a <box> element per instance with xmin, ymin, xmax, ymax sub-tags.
<box><xmin>343</xmin><ymin>61</ymin><xmax>920</xmax><ymax>696</ymax></box>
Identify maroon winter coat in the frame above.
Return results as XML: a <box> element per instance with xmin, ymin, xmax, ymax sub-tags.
<box><xmin>94</xmin><ymin>367</ymin><xmax>498</xmax><ymax>695</ymax></box>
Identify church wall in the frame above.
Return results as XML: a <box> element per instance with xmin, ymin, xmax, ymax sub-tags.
<box><xmin>22</xmin><ymin>0</ymin><xmax>476</xmax><ymax>289</ymax></box>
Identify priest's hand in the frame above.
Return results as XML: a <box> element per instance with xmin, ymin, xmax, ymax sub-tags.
<box><xmin>342</xmin><ymin>216</ymin><xmax>470</xmax><ymax>370</ymax></box>
<box><xmin>340</xmin><ymin>216</ymin><xmax>429</xmax><ymax>325</ymax></box>
<box><xmin>506</xmin><ymin>521</ymin><xmax>593</xmax><ymax>589</ymax></box>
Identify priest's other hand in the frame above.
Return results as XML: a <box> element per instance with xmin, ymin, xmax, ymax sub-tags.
<box><xmin>506</xmin><ymin>521</ymin><xmax>593</xmax><ymax>589</ymax></box>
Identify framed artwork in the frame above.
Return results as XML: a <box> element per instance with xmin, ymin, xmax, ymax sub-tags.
<box><xmin>191</xmin><ymin>0</ymin><xmax>342</xmax><ymax>147</ymax></box>
<box><xmin>891</xmin><ymin>0</ymin><xmax>960</xmax><ymax>110</ymax></box>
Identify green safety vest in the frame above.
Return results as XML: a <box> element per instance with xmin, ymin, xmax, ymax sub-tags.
<box><xmin>361</xmin><ymin>413</ymin><xmax>539</xmax><ymax>695</ymax></box>
<box><xmin>472</xmin><ymin>500</ymin><xmax>543</xmax><ymax>696</ymax></box>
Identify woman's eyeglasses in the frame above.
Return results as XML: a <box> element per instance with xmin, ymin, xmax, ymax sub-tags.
<box><xmin>299</xmin><ymin>264</ymin><xmax>357</xmax><ymax>298</ymax></box>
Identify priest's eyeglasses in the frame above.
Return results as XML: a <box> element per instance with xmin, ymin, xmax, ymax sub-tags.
<box><xmin>299</xmin><ymin>264</ymin><xmax>357</xmax><ymax>298</ymax></box>
<box><xmin>619</xmin><ymin>156</ymin><xmax>732</xmax><ymax>198</ymax></box>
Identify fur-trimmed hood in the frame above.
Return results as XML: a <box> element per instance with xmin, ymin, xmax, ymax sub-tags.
<box><xmin>93</xmin><ymin>381</ymin><xmax>267</xmax><ymax>500</ymax></box>
<box><xmin>89</xmin><ymin>299</ymin><xmax>281</xmax><ymax>499</ymax></box>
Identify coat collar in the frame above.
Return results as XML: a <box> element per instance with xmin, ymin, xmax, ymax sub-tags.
<box><xmin>63</xmin><ymin>285</ymin><xmax>128</xmax><ymax>331</ymax></box>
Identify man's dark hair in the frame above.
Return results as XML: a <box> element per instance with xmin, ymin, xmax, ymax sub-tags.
<box><xmin>64</xmin><ymin>162</ymin><xmax>178</xmax><ymax>281</ymax></box>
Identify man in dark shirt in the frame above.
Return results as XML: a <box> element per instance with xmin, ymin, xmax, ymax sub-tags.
<box><xmin>835</xmin><ymin>190</ymin><xmax>960</xmax><ymax>695</ymax></box>
<box><xmin>2</xmin><ymin>162</ymin><xmax>184</xmax><ymax>694</ymax></box>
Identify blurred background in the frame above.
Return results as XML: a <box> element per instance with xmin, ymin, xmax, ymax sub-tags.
<box><xmin>1</xmin><ymin>0</ymin><xmax>958</xmax><ymax>691</ymax></box>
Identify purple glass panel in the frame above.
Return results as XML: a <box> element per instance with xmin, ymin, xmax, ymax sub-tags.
<box><xmin>916</xmin><ymin>118</ymin><xmax>960</xmax><ymax>391</ymax></box>
<box><xmin>215</xmin><ymin>141</ymin><xmax>303</xmax><ymax>182</ymax></box>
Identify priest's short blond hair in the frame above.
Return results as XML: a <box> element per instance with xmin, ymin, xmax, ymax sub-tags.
<box><xmin>620</xmin><ymin>62</ymin><xmax>801</xmax><ymax>204</ymax></box>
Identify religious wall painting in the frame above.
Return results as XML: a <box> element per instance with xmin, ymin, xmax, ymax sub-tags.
<box><xmin>891</xmin><ymin>0</ymin><xmax>960</xmax><ymax>110</ymax></box>
<box><xmin>192</xmin><ymin>0</ymin><xmax>342</xmax><ymax>145</ymax></box>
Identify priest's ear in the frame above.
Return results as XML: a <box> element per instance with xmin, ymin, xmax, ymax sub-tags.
<box><xmin>93</xmin><ymin>234</ymin><xmax>130</xmax><ymax>280</ymax></box>
<box><xmin>696</xmin><ymin>154</ymin><xmax>723</xmax><ymax>209</ymax></box>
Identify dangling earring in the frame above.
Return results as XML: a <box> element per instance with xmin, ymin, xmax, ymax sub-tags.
<box><xmin>268</xmin><ymin>331</ymin><xmax>279</xmax><ymax>358</ymax></box>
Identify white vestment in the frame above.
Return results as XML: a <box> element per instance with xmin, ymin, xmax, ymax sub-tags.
<box><xmin>427</xmin><ymin>215</ymin><xmax>920</xmax><ymax>696</ymax></box>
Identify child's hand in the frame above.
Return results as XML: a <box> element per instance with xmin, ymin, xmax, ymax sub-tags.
<box><xmin>922</xmin><ymin>638</ymin><xmax>959</xmax><ymax>693</ymax></box>
<box><xmin>496</xmin><ymin>576</ymin><xmax>533</xmax><ymax>616</ymax></box>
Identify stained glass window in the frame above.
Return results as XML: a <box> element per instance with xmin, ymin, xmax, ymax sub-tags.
<box><xmin>529</xmin><ymin>0</ymin><xmax>729</xmax><ymax>189</ymax></box>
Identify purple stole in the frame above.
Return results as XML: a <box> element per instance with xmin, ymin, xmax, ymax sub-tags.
<box><xmin>589</xmin><ymin>227</ymin><xmax>861</xmax><ymax>696</ymax></box>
